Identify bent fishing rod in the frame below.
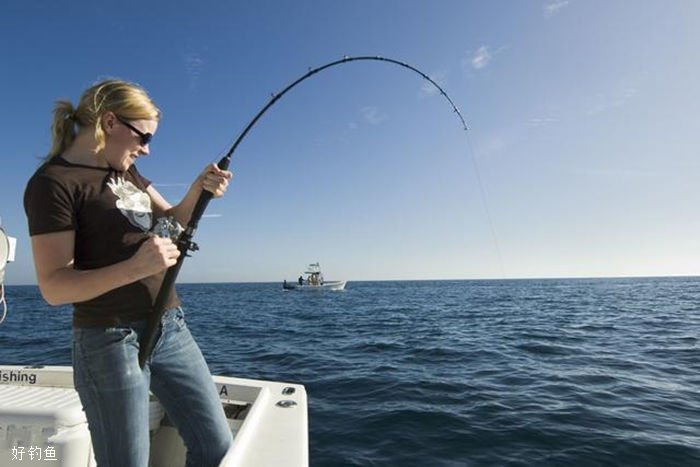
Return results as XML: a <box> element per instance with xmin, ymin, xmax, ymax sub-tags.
<box><xmin>138</xmin><ymin>55</ymin><xmax>469</xmax><ymax>368</ymax></box>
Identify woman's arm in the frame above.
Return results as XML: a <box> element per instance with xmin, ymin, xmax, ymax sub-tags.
<box><xmin>147</xmin><ymin>163</ymin><xmax>232</xmax><ymax>226</ymax></box>
<box><xmin>31</xmin><ymin>230</ymin><xmax>180</xmax><ymax>306</ymax></box>
<box><xmin>32</xmin><ymin>165</ymin><xmax>230</xmax><ymax>306</ymax></box>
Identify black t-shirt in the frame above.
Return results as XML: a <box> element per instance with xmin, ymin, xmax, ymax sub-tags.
<box><xmin>24</xmin><ymin>156</ymin><xmax>180</xmax><ymax>327</ymax></box>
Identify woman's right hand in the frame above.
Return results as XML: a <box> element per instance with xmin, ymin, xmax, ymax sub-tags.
<box><xmin>131</xmin><ymin>236</ymin><xmax>181</xmax><ymax>277</ymax></box>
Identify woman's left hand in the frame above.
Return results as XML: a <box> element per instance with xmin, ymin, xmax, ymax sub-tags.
<box><xmin>198</xmin><ymin>163</ymin><xmax>233</xmax><ymax>198</ymax></box>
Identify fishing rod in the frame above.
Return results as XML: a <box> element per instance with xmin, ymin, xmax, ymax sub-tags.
<box><xmin>138</xmin><ymin>55</ymin><xmax>469</xmax><ymax>368</ymax></box>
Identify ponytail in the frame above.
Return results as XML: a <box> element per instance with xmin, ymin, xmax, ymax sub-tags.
<box><xmin>47</xmin><ymin>100</ymin><xmax>77</xmax><ymax>159</ymax></box>
<box><xmin>45</xmin><ymin>80</ymin><xmax>160</xmax><ymax>160</ymax></box>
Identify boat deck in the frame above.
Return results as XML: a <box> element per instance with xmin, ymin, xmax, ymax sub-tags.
<box><xmin>0</xmin><ymin>365</ymin><xmax>308</xmax><ymax>466</ymax></box>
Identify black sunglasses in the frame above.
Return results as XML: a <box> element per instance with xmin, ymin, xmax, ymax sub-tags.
<box><xmin>115</xmin><ymin>116</ymin><xmax>153</xmax><ymax>146</ymax></box>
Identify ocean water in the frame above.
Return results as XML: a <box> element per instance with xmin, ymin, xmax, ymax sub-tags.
<box><xmin>1</xmin><ymin>277</ymin><xmax>699</xmax><ymax>466</ymax></box>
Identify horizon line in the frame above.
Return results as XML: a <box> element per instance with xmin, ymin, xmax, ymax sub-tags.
<box><xmin>6</xmin><ymin>273</ymin><xmax>700</xmax><ymax>287</ymax></box>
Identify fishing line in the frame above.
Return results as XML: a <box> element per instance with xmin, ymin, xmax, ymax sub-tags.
<box><xmin>465</xmin><ymin>133</ymin><xmax>505</xmax><ymax>277</ymax></box>
<box><xmin>139</xmin><ymin>55</ymin><xmax>501</xmax><ymax>366</ymax></box>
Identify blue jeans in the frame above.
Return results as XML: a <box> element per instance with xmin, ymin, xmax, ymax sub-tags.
<box><xmin>72</xmin><ymin>308</ymin><xmax>233</xmax><ymax>467</ymax></box>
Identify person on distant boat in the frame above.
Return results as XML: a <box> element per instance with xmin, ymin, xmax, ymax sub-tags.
<box><xmin>298</xmin><ymin>275</ymin><xmax>304</xmax><ymax>285</ymax></box>
<box><xmin>23</xmin><ymin>80</ymin><xmax>233</xmax><ymax>467</ymax></box>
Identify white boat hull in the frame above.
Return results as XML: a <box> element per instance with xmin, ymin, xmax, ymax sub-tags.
<box><xmin>284</xmin><ymin>280</ymin><xmax>346</xmax><ymax>291</ymax></box>
<box><xmin>0</xmin><ymin>365</ymin><xmax>308</xmax><ymax>466</ymax></box>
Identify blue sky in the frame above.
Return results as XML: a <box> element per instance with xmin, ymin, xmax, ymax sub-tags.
<box><xmin>1</xmin><ymin>1</ymin><xmax>699</xmax><ymax>284</ymax></box>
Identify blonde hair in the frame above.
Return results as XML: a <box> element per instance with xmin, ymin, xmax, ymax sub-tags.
<box><xmin>48</xmin><ymin>79</ymin><xmax>161</xmax><ymax>159</ymax></box>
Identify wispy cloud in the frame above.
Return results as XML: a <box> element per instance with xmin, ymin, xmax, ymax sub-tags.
<box><xmin>476</xmin><ymin>134</ymin><xmax>507</xmax><ymax>158</ymax></box>
<box><xmin>361</xmin><ymin>106</ymin><xmax>388</xmax><ymax>125</ymax></box>
<box><xmin>584</xmin><ymin>77</ymin><xmax>642</xmax><ymax>116</ymax></box>
<box><xmin>471</xmin><ymin>46</ymin><xmax>492</xmax><ymax>70</ymax></box>
<box><xmin>184</xmin><ymin>52</ymin><xmax>204</xmax><ymax>90</ymax></box>
<box><xmin>419</xmin><ymin>70</ymin><xmax>447</xmax><ymax>97</ymax></box>
<box><xmin>573</xmin><ymin>167</ymin><xmax>656</xmax><ymax>180</ymax></box>
<box><xmin>152</xmin><ymin>182</ymin><xmax>189</xmax><ymax>188</ymax></box>
<box><xmin>528</xmin><ymin>107</ymin><xmax>561</xmax><ymax>127</ymax></box>
<box><xmin>544</xmin><ymin>0</ymin><xmax>570</xmax><ymax>18</ymax></box>
<box><xmin>528</xmin><ymin>116</ymin><xmax>560</xmax><ymax>127</ymax></box>
<box><xmin>462</xmin><ymin>45</ymin><xmax>508</xmax><ymax>73</ymax></box>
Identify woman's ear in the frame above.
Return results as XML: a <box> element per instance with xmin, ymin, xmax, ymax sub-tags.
<box><xmin>102</xmin><ymin>111</ymin><xmax>116</xmax><ymax>134</ymax></box>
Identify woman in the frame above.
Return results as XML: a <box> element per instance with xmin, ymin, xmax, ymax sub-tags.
<box><xmin>24</xmin><ymin>79</ymin><xmax>234</xmax><ymax>466</ymax></box>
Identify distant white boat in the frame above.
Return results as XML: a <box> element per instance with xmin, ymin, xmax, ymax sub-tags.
<box><xmin>284</xmin><ymin>280</ymin><xmax>347</xmax><ymax>291</ymax></box>
<box><xmin>283</xmin><ymin>263</ymin><xmax>347</xmax><ymax>291</ymax></box>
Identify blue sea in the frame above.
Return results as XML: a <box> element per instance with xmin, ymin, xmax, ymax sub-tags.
<box><xmin>1</xmin><ymin>277</ymin><xmax>699</xmax><ymax>466</ymax></box>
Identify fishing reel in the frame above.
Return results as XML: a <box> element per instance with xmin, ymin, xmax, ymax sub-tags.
<box><xmin>150</xmin><ymin>216</ymin><xmax>184</xmax><ymax>241</ymax></box>
<box><xmin>149</xmin><ymin>216</ymin><xmax>199</xmax><ymax>256</ymax></box>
